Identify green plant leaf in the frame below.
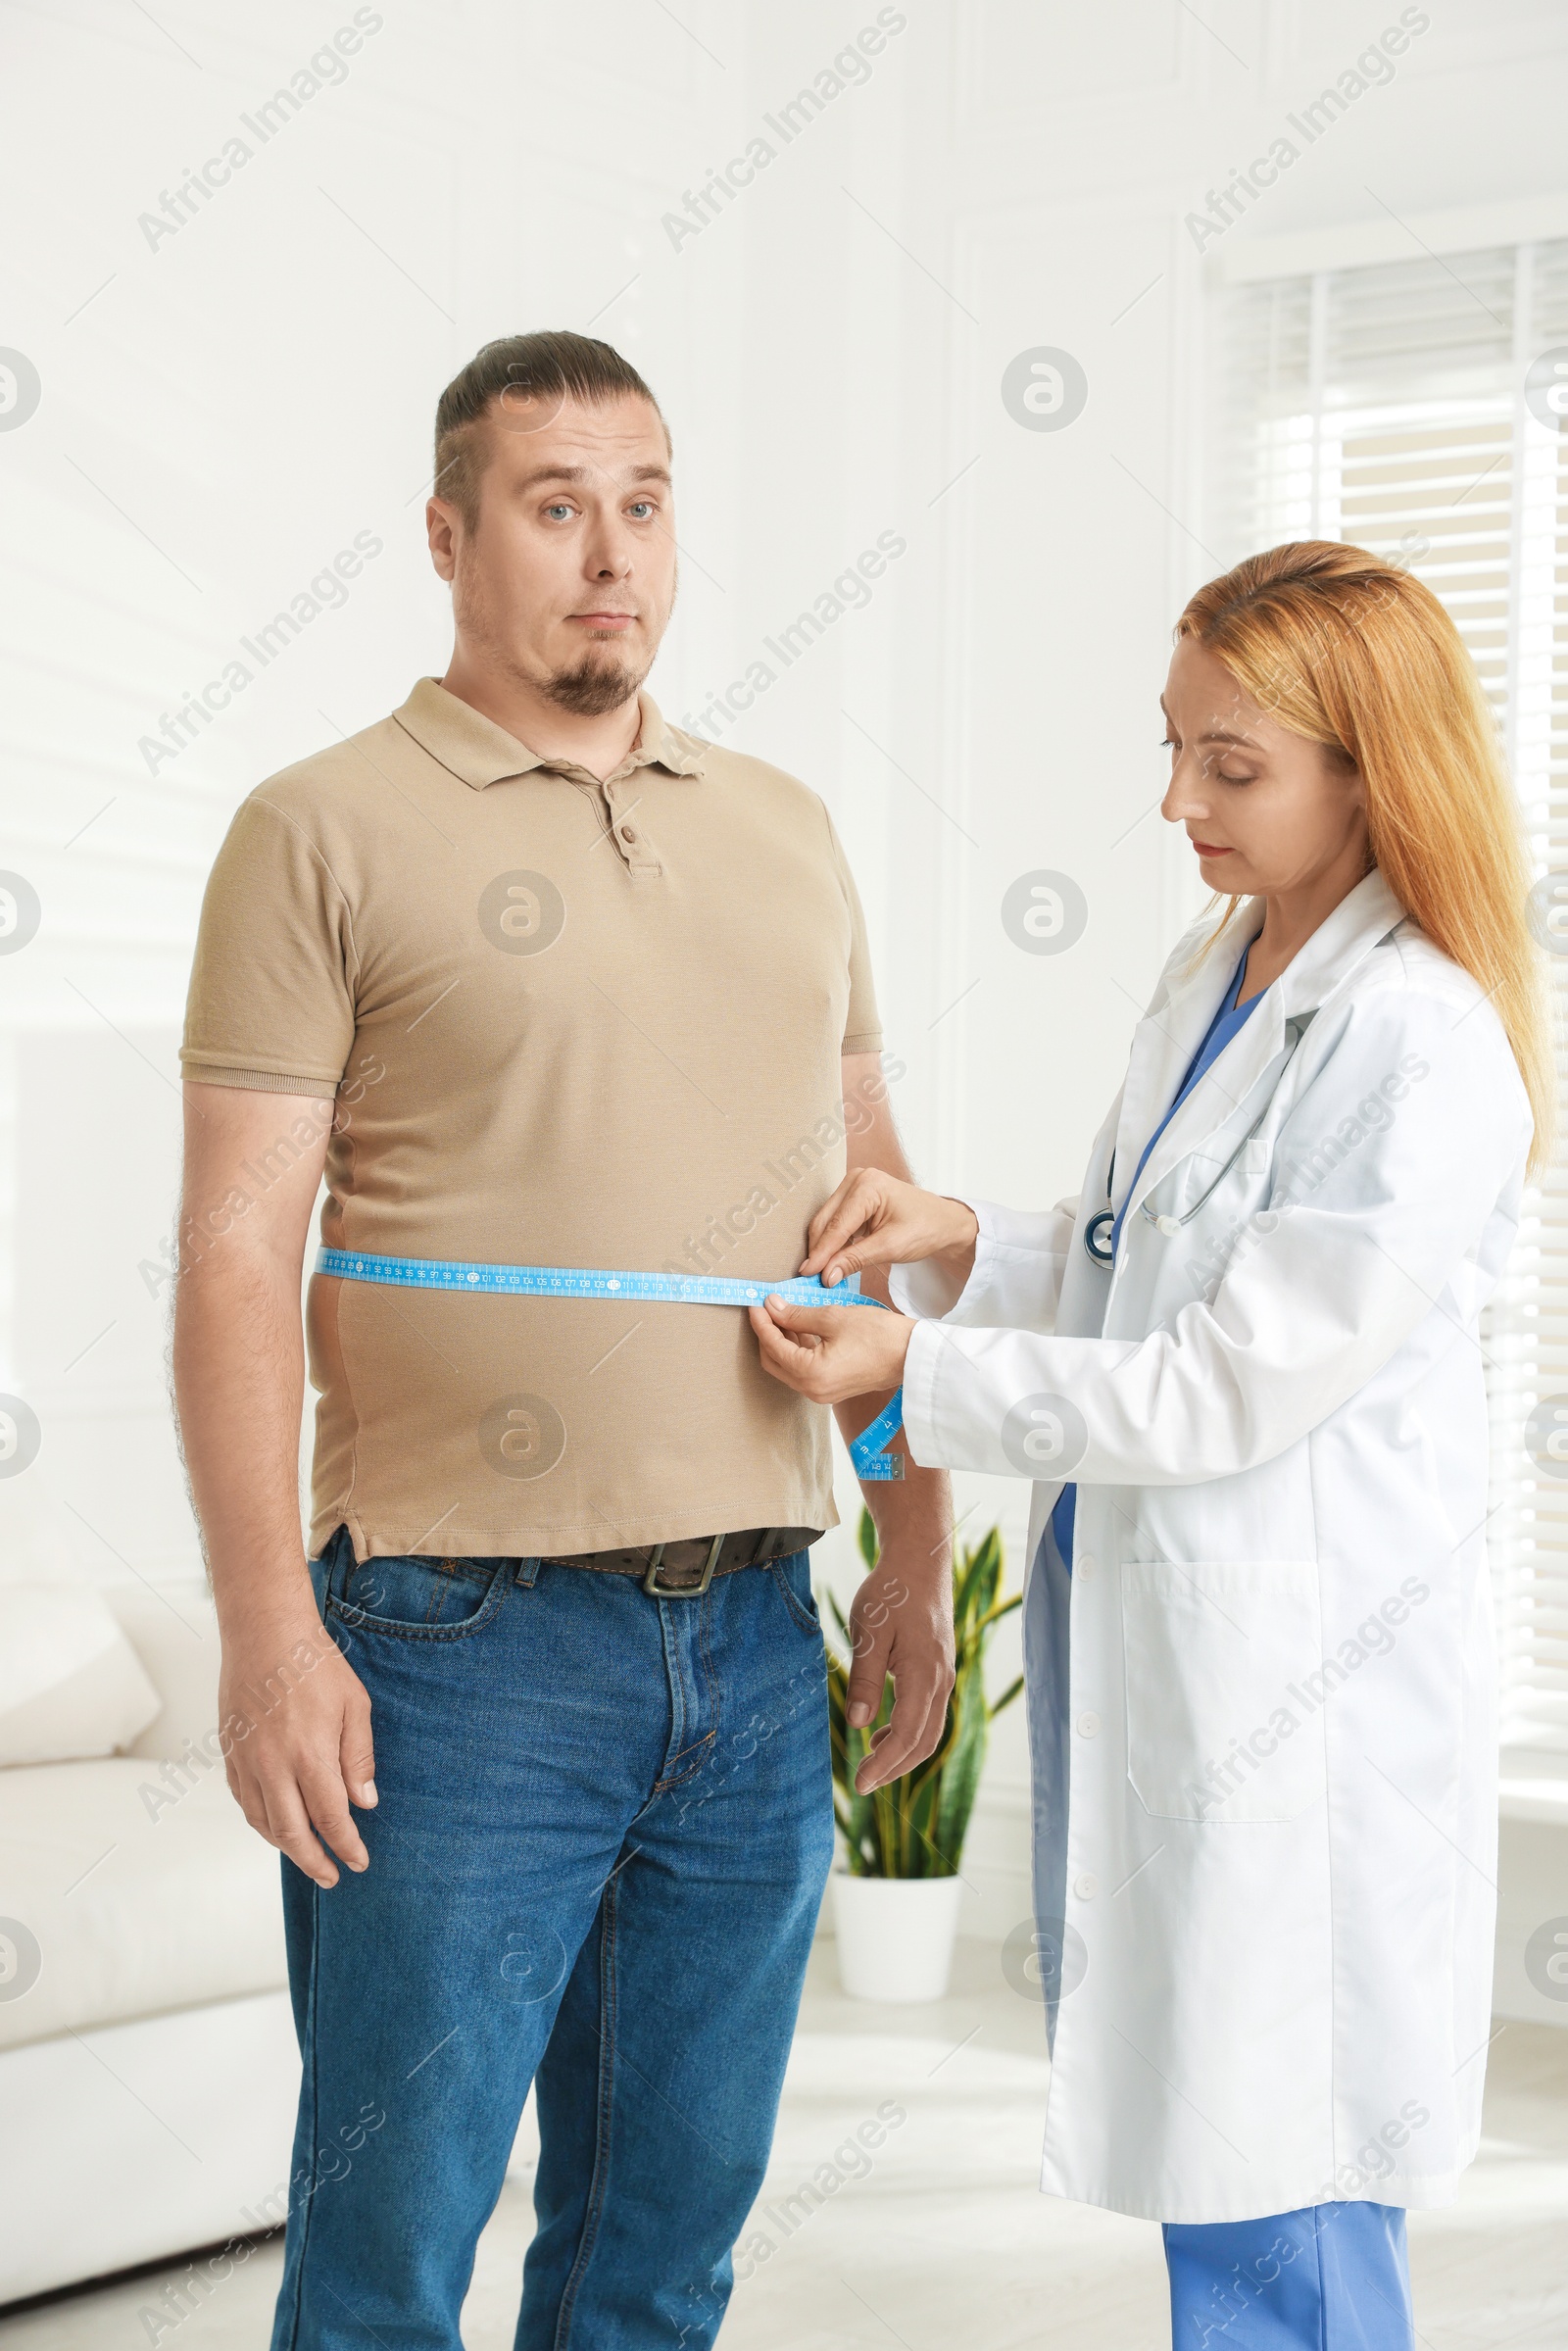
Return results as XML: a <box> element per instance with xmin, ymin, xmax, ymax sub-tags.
<box><xmin>974</xmin><ymin>1534</ymin><xmax>1004</xmax><ymax>1628</ymax></box>
<box><xmin>826</xmin><ymin>1516</ymin><xmax>1018</xmax><ymax>1877</ymax></box>
<box><xmin>975</xmin><ymin>1593</ymin><xmax>1022</xmax><ymax>1634</ymax></box>
<box><xmin>932</xmin><ymin>1648</ymin><xmax>991</xmax><ymax>1864</ymax></box>
<box><xmin>951</xmin><ymin>1543</ymin><xmax>986</xmax><ymax>1630</ymax></box>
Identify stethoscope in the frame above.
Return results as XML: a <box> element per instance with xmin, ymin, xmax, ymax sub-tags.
<box><xmin>1083</xmin><ymin>1012</ymin><xmax>1314</xmax><ymax>1268</ymax></box>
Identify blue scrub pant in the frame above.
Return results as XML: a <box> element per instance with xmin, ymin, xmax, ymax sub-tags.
<box><xmin>1164</xmin><ymin>2201</ymin><xmax>1412</xmax><ymax>2347</ymax></box>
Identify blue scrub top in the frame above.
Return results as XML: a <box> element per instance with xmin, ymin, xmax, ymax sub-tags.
<box><xmin>1051</xmin><ymin>950</ymin><xmax>1259</xmax><ymax>1573</ymax></box>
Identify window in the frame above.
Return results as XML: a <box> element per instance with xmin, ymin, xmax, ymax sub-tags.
<box><xmin>1215</xmin><ymin>240</ymin><xmax>1568</xmax><ymax>1751</ymax></box>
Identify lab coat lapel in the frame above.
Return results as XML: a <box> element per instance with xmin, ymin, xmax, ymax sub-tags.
<box><xmin>1275</xmin><ymin>866</ymin><xmax>1405</xmax><ymax>1020</ymax></box>
<box><xmin>1109</xmin><ymin>909</ymin><xmax>1261</xmax><ymax>1218</ymax></box>
<box><xmin>1122</xmin><ymin>990</ymin><xmax>1287</xmax><ymax>1231</ymax></box>
<box><xmin>1115</xmin><ymin>871</ymin><xmax>1407</xmax><ymax>1232</ymax></box>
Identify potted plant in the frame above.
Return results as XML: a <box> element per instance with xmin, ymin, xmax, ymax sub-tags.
<box><xmin>826</xmin><ymin>1509</ymin><xmax>1022</xmax><ymax>2001</ymax></box>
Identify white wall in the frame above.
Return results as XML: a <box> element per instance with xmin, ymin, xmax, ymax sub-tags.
<box><xmin>5</xmin><ymin>0</ymin><xmax>1568</xmax><ymax>1940</ymax></box>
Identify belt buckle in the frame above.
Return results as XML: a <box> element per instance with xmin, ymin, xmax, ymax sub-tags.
<box><xmin>643</xmin><ymin>1532</ymin><xmax>724</xmax><ymax>1598</ymax></box>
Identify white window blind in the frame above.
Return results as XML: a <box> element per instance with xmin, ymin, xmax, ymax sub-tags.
<box><xmin>1214</xmin><ymin>241</ymin><xmax>1568</xmax><ymax>1752</ymax></box>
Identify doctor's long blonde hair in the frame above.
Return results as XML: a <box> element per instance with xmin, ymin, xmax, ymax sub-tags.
<box><xmin>1176</xmin><ymin>540</ymin><xmax>1552</xmax><ymax>1175</ymax></box>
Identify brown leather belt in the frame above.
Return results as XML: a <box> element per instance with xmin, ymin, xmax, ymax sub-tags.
<box><xmin>540</xmin><ymin>1525</ymin><xmax>822</xmax><ymax>1597</ymax></box>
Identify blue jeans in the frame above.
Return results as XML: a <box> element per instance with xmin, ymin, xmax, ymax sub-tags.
<box><xmin>1165</xmin><ymin>2201</ymin><xmax>1412</xmax><ymax>2347</ymax></box>
<box><xmin>269</xmin><ymin>1533</ymin><xmax>835</xmax><ymax>2351</ymax></box>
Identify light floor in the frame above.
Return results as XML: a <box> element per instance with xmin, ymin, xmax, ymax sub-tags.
<box><xmin>5</xmin><ymin>1941</ymin><xmax>1567</xmax><ymax>2350</ymax></box>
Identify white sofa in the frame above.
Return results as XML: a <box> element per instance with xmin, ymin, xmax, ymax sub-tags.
<box><xmin>0</xmin><ymin>1580</ymin><xmax>298</xmax><ymax>2305</ymax></box>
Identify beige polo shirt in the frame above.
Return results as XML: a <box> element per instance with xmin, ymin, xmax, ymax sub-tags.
<box><xmin>181</xmin><ymin>679</ymin><xmax>883</xmax><ymax>1562</ymax></box>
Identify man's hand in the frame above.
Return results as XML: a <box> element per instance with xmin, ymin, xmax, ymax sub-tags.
<box><xmin>843</xmin><ymin>1543</ymin><xmax>955</xmax><ymax>1792</ymax></box>
<box><xmin>220</xmin><ymin>1606</ymin><xmax>377</xmax><ymax>1888</ymax></box>
<box><xmin>814</xmin><ymin>1055</ymin><xmax>958</xmax><ymax>1795</ymax></box>
<box><xmin>748</xmin><ymin>1295</ymin><xmax>914</xmax><ymax>1404</ymax></box>
<box><xmin>800</xmin><ymin>1165</ymin><xmax>979</xmax><ymax>1291</ymax></box>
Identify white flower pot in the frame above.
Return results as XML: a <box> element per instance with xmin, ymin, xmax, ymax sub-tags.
<box><xmin>830</xmin><ymin>1871</ymin><xmax>964</xmax><ymax>2003</ymax></box>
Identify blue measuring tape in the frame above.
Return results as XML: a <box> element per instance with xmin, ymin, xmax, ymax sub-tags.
<box><xmin>315</xmin><ymin>1249</ymin><xmax>906</xmax><ymax>1480</ymax></box>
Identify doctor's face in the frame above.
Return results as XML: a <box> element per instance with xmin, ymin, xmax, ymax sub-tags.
<box><xmin>1159</xmin><ymin>638</ymin><xmax>1369</xmax><ymax>901</ymax></box>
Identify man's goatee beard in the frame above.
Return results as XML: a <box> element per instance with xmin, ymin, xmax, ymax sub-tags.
<box><xmin>540</xmin><ymin>656</ymin><xmax>646</xmax><ymax>718</ymax></box>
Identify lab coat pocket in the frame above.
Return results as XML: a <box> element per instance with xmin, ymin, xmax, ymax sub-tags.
<box><xmin>1120</xmin><ymin>1561</ymin><xmax>1327</xmax><ymax>1824</ymax></box>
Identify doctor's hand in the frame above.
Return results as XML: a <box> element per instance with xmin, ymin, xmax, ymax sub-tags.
<box><xmin>749</xmin><ymin>1294</ymin><xmax>915</xmax><ymax>1404</ymax></box>
<box><xmin>800</xmin><ymin>1167</ymin><xmax>978</xmax><ymax>1290</ymax></box>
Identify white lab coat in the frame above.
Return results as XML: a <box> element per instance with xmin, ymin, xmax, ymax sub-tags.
<box><xmin>894</xmin><ymin>870</ymin><xmax>1533</xmax><ymax>2224</ymax></box>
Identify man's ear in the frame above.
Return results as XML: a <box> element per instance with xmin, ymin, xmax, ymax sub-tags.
<box><xmin>425</xmin><ymin>497</ymin><xmax>460</xmax><ymax>583</ymax></box>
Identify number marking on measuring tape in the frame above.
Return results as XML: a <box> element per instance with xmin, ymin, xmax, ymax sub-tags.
<box><xmin>315</xmin><ymin>1249</ymin><xmax>905</xmax><ymax>1480</ymax></box>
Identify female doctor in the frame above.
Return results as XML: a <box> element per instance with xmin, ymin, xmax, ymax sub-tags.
<box><xmin>751</xmin><ymin>541</ymin><xmax>1549</xmax><ymax>2347</ymax></box>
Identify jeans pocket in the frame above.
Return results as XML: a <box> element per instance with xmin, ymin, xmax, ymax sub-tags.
<box><xmin>1120</xmin><ymin>1560</ymin><xmax>1327</xmax><ymax>1823</ymax></box>
<box><xmin>328</xmin><ymin>1554</ymin><xmax>512</xmax><ymax>1641</ymax></box>
<box><xmin>769</xmin><ymin>1550</ymin><xmax>821</xmax><ymax>1637</ymax></box>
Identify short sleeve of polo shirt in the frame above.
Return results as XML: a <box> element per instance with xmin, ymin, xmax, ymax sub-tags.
<box><xmin>181</xmin><ymin>789</ymin><xmax>357</xmax><ymax>1094</ymax></box>
<box><xmin>826</xmin><ymin>808</ymin><xmax>883</xmax><ymax>1056</ymax></box>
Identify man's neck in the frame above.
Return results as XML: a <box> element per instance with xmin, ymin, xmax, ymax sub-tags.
<box><xmin>438</xmin><ymin>648</ymin><xmax>644</xmax><ymax>783</ymax></box>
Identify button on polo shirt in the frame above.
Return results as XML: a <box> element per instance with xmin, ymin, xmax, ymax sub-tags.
<box><xmin>180</xmin><ymin>679</ymin><xmax>883</xmax><ymax>1563</ymax></box>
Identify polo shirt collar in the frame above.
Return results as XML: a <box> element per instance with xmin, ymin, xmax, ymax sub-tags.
<box><xmin>393</xmin><ymin>676</ymin><xmax>706</xmax><ymax>790</ymax></box>
<box><xmin>635</xmin><ymin>696</ymin><xmax>707</xmax><ymax>778</ymax></box>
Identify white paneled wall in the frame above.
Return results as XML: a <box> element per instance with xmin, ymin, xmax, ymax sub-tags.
<box><xmin>5</xmin><ymin>1</ymin><xmax>1568</xmax><ymax>1938</ymax></box>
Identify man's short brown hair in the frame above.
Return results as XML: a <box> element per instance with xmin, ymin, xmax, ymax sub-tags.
<box><xmin>432</xmin><ymin>330</ymin><xmax>668</xmax><ymax>532</ymax></box>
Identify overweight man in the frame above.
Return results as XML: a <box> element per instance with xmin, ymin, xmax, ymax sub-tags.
<box><xmin>171</xmin><ymin>330</ymin><xmax>954</xmax><ymax>2351</ymax></box>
